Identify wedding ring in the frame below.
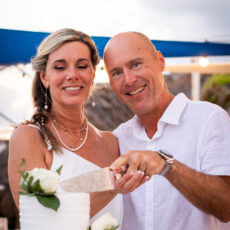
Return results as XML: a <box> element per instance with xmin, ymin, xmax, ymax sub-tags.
<box><xmin>138</xmin><ymin>170</ymin><xmax>145</xmax><ymax>175</ymax></box>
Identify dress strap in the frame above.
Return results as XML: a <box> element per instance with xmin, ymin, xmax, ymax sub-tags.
<box><xmin>27</xmin><ymin>124</ymin><xmax>40</xmax><ymax>129</ymax></box>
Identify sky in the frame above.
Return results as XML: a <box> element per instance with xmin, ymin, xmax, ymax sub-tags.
<box><xmin>0</xmin><ymin>0</ymin><xmax>230</xmax><ymax>138</ymax></box>
<box><xmin>0</xmin><ymin>0</ymin><xmax>230</xmax><ymax>42</ymax></box>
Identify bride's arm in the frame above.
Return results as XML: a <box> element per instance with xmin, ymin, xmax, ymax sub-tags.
<box><xmin>8</xmin><ymin>125</ymin><xmax>49</xmax><ymax>209</ymax></box>
<box><xmin>89</xmin><ymin>132</ymin><xmax>146</xmax><ymax>218</ymax></box>
<box><xmin>89</xmin><ymin>131</ymin><xmax>119</xmax><ymax>218</ymax></box>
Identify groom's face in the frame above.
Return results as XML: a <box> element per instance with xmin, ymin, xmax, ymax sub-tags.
<box><xmin>104</xmin><ymin>33</ymin><xmax>165</xmax><ymax>116</ymax></box>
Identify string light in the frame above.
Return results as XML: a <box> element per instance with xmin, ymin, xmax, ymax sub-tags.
<box><xmin>199</xmin><ymin>56</ymin><xmax>209</xmax><ymax>67</ymax></box>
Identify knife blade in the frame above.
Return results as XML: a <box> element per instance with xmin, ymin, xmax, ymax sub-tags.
<box><xmin>59</xmin><ymin>167</ymin><xmax>117</xmax><ymax>193</ymax></box>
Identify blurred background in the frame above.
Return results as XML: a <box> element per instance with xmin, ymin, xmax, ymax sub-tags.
<box><xmin>0</xmin><ymin>0</ymin><xmax>230</xmax><ymax>229</ymax></box>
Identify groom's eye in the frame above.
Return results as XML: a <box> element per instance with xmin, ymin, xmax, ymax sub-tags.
<box><xmin>132</xmin><ymin>62</ymin><xmax>140</xmax><ymax>68</ymax></box>
<box><xmin>112</xmin><ymin>70</ymin><xmax>122</xmax><ymax>78</ymax></box>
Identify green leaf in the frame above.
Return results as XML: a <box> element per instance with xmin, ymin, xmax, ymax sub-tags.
<box><xmin>21</xmin><ymin>172</ymin><xmax>29</xmax><ymax>181</ymax></box>
<box><xmin>27</xmin><ymin>176</ymin><xmax>34</xmax><ymax>193</ymax></box>
<box><xmin>19</xmin><ymin>172</ymin><xmax>30</xmax><ymax>192</ymax></box>
<box><xmin>19</xmin><ymin>181</ymin><xmax>28</xmax><ymax>192</ymax></box>
<box><xmin>18</xmin><ymin>192</ymin><xmax>34</xmax><ymax>196</ymax></box>
<box><xmin>56</xmin><ymin>165</ymin><xmax>63</xmax><ymax>175</ymax></box>
<box><xmin>20</xmin><ymin>158</ymin><xmax>26</xmax><ymax>170</ymax></box>
<box><xmin>112</xmin><ymin>226</ymin><xmax>120</xmax><ymax>230</ymax></box>
<box><xmin>105</xmin><ymin>226</ymin><xmax>120</xmax><ymax>230</ymax></box>
<box><xmin>87</xmin><ymin>227</ymin><xmax>92</xmax><ymax>230</ymax></box>
<box><xmin>24</xmin><ymin>172</ymin><xmax>29</xmax><ymax>179</ymax></box>
<box><xmin>19</xmin><ymin>171</ymin><xmax>25</xmax><ymax>177</ymax></box>
<box><xmin>35</xmin><ymin>194</ymin><xmax>60</xmax><ymax>211</ymax></box>
<box><xmin>18</xmin><ymin>159</ymin><xmax>27</xmax><ymax>183</ymax></box>
<box><xmin>31</xmin><ymin>179</ymin><xmax>45</xmax><ymax>194</ymax></box>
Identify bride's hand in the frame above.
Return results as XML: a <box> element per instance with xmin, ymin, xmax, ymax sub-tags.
<box><xmin>112</xmin><ymin>170</ymin><xmax>149</xmax><ymax>194</ymax></box>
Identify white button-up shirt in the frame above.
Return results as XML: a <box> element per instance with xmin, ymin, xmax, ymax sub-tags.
<box><xmin>114</xmin><ymin>93</ymin><xmax>230</xmax><ymax>230</ymax></box>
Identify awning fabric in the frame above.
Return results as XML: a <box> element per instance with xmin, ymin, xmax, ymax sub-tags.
<box><xmin>1</xmin><ymin>28</ymin><xmax>230</xmax><ymax>65</ymax></box>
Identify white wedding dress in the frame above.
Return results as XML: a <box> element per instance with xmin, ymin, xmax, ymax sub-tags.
<box><xmin>19</xmin><ymin>134</ymin><xmax>123</xmax><ymax>230</ymax></box>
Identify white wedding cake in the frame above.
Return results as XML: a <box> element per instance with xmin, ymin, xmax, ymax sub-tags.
<box><xmin>19</xmin><ymin>192</ymin><xmax>90</xmax><ymax>230</ymax></box>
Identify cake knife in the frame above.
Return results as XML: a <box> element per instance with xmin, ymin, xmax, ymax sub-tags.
<box><xmin>59</xmin><ymin>167</ymin><xmax>124</xmax><ymax>193</ymax></box>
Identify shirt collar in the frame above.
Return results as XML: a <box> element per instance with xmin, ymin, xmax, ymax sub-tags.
<box><xmin>132</xmin><ymin>93</ymin><xmax>189</xmax><ymax>140</ymax></box>
<box><xmin>160</xmin><ymin>93</ymin><xmax>189</xmax><ymax>125</ymax></box>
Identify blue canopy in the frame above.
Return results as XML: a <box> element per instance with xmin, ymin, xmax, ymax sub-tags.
<box><xmin>1</xmin><ymin>28</ymin><xmax>230</xmax><ymax>65</ymax></box>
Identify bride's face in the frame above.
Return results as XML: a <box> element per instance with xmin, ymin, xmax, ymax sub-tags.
<box><xmin>40</xmin><ymin>41</ymin><xmax>95</xmax><ymax>110</ymax></box>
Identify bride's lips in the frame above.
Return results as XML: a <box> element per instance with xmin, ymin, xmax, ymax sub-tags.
<box><xmin>125</xmin><ymin>84</ymin><xmax>146</xmax><ymax>96</ymax></box>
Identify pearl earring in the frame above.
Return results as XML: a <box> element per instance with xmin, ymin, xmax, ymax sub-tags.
<box><xmin>44</xmin><ymin>88</ymin><xmax>48</xmax><ymax>110</ymax></box>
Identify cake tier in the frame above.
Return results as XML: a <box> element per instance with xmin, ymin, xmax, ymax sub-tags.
<box><xmin>19</xmin><ymin>193</ymin><xmax>90</xmax><ymax>230</ymax></box>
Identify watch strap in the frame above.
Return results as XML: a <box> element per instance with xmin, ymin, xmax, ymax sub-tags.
<box><xmin>157</xmin><ymin>150</ymin><xmax>174</xmax><ymax>176</ymax></box>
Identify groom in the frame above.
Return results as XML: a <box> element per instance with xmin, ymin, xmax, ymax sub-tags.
<box><xmin>103</xmin><ymin>32</ymin><xmax>230</xmax><ymax>230</ymax></box>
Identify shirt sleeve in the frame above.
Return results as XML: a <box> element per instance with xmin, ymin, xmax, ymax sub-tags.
<box><xmin>199</xmin><ymin>108</ymin><xmax>230</xmax><ymax>175</ymax></box>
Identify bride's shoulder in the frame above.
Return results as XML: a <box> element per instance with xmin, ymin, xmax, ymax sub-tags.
<box><xmin>10</xmin><ymin>123</ymin><xmax>42</xmax><ymax>145</ymax></box>
<box><xmin>9</xmin><ymin>123</ymin><xmax>48</xmax><ymax>168</ymax></box>
<box><xmin>11</xmin><ymin>122</ymin><xmax>40</xmax><ymax>134</ymax></box>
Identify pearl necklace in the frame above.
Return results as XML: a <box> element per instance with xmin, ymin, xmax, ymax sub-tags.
<box><xmin>50</xmin><ymin>119</ymin><xmax>88</xmax><ymax>152</ymax></box>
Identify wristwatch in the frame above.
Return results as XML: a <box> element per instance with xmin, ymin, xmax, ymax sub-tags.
<box><xmin>157</xmin><ymin>150</ymin><xmax>174</xmax><ymax>176</ymax></box>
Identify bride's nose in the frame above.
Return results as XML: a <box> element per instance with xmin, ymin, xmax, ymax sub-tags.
<box><xmin>66</xmin><ymin>67</ymin><xmax>79</xmax><ymax>80</ymax></box>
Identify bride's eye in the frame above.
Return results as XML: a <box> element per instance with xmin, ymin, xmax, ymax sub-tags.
<box><xmin>78</xmin><ymin>65</ymin><xmax>88</xmax><ymax>69</ymax></box>
<box><xmin>54</xmin><ymin>66</ymin><xmax>65</xmax><ymax>70</ymax></box>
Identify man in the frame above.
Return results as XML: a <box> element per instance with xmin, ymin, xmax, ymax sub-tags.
<box><xmin>104</xmin><ymin>32</ymin><xmax>230</xmax><ymax>230</ymax></box>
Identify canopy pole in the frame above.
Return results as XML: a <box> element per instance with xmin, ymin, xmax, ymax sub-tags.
<box><xmin>191</xmin><ymin>72</ymin><xmax>201</xmax><ymax>101</ymax></box>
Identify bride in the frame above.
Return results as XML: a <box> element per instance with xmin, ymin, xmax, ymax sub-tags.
<box><xmin>8</xmin><ymin>28</ymin><xmax>123</xmax><ymax>227</ymax></box>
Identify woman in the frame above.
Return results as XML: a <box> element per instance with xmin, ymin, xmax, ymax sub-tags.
<box><xmin>8</xmin><ymin>28</ymin><xmax>122</xmax><ymax>223</ymax></box>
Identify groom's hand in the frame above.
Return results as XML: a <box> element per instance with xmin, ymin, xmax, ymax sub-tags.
<box><xmin>110</xmin><ymin>150</ymin><xmax>165</xmax><ymax>193</ymax></box>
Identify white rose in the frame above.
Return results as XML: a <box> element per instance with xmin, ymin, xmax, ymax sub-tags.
<box><xmin>91</xmin><ymin>213</ymin><xmax>118</xmax><ymax>230</ymax></box>
<box><xmin>28</xmin><ymin>168</ymin><xmax>59</xmax><ymax>193</ymax></box>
